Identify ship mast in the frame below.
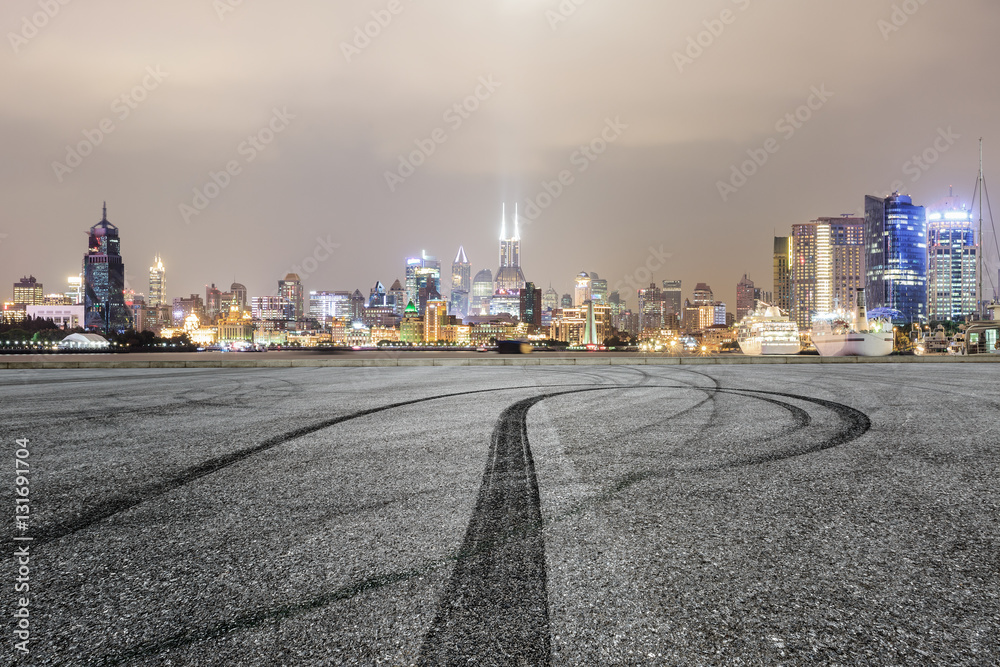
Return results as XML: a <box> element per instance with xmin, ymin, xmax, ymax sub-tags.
<box><xmin>979</xmin><ymin>138</ymin><xmax>984</xmax><ymax>318</ymax></box>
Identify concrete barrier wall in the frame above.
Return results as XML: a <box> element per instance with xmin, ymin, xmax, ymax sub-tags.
<box><xmin>2</xmin><ymin>354</ymin><xmax>1000</xmax><ymax>369</ymax></box>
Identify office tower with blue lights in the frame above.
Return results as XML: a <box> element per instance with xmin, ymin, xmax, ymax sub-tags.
<box><xmin>84</xmin><ymin>203</ymin><xmax>132</xmax><ymax>333</ymax></box>
<box><xmin>926</xmin><ymin>193</ymin><xmax>977</xmax><ymax>321</ymax></box>
<box><xmin>864</xmin><ymin>193</ymin><xmax>927</xmax><ymax>323</ymax></box>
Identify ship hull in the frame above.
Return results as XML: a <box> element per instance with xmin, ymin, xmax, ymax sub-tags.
<box><xmin>812</xmin><ymin>333</ymin><xmax>894</xmax><ymax>357</ymax></box>
<box><xmin>738</xmin><ymin>340</ymin><xmax>801</xmax><ymax>356</ymax></box>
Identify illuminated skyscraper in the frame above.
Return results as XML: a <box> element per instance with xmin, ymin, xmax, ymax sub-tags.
<box><xmin>278</xmin><ymin>273</ymin><xmax>304</xmax><ymax>320</ymax></box>
<box><xmin>590</xmin><ymin>274</ymin><xmax>608</xmax><ymax>303</ymax></box>
<box><xmin>83</xmin><ymin>203</ymin><xmax>131</xmax><ymax>333</ymax></box>
<box><xmin>495</xmin><ymin>204</ymin><xmax>526</xmax><ymax>292</ymax></box>
<box><xmin>773</xmin><ymin>236</ymin><xmax>791</xmax><ymax>313</ymax></box>
<box><xmin>926</xmin><ymin>193</ymin><xmax>977</xmax><ymax>321</ymax></box>
<box><xmin>387</xmin><ymin>279</ymin><xmax>406</xmax><ymax>315</ymax></box>
<box><xmin>452</xmin><ymin>246</ymin><xmax>471</xmax><ymax>293</ymax></box>
<box><xmin>736</xmin><ymin>274</ymin><xmax>755</xmax><ymax>322</ymax></box>
<box><xmin>865</xmin><ymin>193</ymin><xmax>927</xmax><ymax>322</ymax></box>
<box><xmin>471</xmin><ymin>268</ymin><xmax>493</xmax><ymax>316</ymax></box>
<box><xmin>149</xmin><ymin>255</ymin><xmax>166</xmax><ymax>307</ymax></box>
<box><xmin>66</xmin><ymin>275</ymin><xmax>83</xmax><ymax>305</ymax></box>
<box><xmin>692</xmin><ymin>283</ymin><xmax>714</xmax><ymax>306</ymax></box>
<box><xmin>13</xmin><ymin>276</ymin><xmax>43</xmax><ymax>305</ymax></box>
<box><xmin>662</xmin><ymin>280</ymin><xmax>682</xmax><ymax>323</ymax></box>
<box><xmin>450</xmin><ymin>246</ymin><xmax>471</xmax><ymax>317</ymax></box>
<box><xmin>574</xmin><ymin>272</ymin><xmax>592</xmax><ymax>306</ymax></box>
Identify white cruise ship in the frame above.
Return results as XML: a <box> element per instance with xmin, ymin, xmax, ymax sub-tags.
<box><xmin>811</xmin><ymin>290</ymin><xmax>894</xmax><ymax>357</ymax></box>
<box><xmin>737</xmin><ymin>304</ymin><xmax>801</xmax><ymax>355</ymax></box>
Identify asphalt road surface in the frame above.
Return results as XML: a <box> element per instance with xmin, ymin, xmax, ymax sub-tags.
<box><xmin>2</xmin><ymin>364</ymin><xmax>997</xmax><ymax>665</ymax></box>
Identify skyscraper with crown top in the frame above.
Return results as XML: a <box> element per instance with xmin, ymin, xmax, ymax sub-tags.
<box><xmin>495</xmin><ymin>204</ymin><xmax>526</xmax><ymax>293</ymax></box>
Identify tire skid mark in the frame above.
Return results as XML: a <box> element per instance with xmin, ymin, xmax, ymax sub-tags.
<box><xmin>24</xmin><ymin>384</ymin><xmax>598</xmax><ymax>547</ymax></box>
<box><xmin>85</xmin><ymin>379</ymin><xmax>871</xmax><ymax>663</ymax></box>
<box><xmin>418</xmin><ymin>393</ymin><xmax>557</xmax><ymax>666</ymax></box>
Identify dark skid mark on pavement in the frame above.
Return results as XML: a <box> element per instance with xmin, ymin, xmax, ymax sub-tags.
<box><xmin>714</xmin><ymin>389</ymin><xmax>871</xmax><ymax>467</ymax></box>
<box><xmin>419</xmin><ymin>393</ymin><xmax>554</xmax><ymax>667</ymax></box>
<box><xmin>87</xmin><ymin>382</ymin><xmax>869</xmax><ymax>663</ymax></box>
<box><xmin>26</xmin><ymin>384</ymin><xmax>594</xmax><ymax>547</ymax></box>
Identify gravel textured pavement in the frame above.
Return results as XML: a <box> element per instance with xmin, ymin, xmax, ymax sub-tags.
<box><xmin>1</xmin><ymin>364</ymin><xmax>997</xmax><ymax>665</ymax></box>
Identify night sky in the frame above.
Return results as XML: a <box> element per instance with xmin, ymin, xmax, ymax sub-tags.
<box><xmin>3</xmin><ymin>1</ymin><xmax>999</xmax><ymax>309</ymax></box>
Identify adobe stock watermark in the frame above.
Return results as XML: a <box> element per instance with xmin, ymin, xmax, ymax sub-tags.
<box><xmin>520</xmin><ymin>116</ymin><xmax>628</xmax><ymax>222</ymax></box>
<box><xmin>717</xmin><ymin>84</ymin><xmax>833</xmax><ymax>202</ymax></box>
<box><xmin>340</xmin><ymin>0</ymin><xmax>412</xmax><ymax>63</ymax></box>
<box><xmin>214</xmin><ymin>0</ymin><xmax>244</xmax><ymax>21</ymax></box>
<box><xmin>51</xmin><ymin>66</ymin><xmax>169</xmax><ymax>184</ymax></box>
<box><xmin>846</xmin><ymin>127</ymin><xmax>961</xmax><ymax>217</ymax></box>
<box><xmin>179</xmin><ymin>107</ymin><xmax>295</xmax><ymax>224</ymax></box>
<box><xmin>289</xmin><ymin>235</ymin><xmax>340</xmax><ymax>281</ymax></box>
<box><xmin>613</xmin><ymin>246</ymin><xmax>673</xmax><ymax>295</ymax></box>
<box><xmin>878</xmin><ymin>0</ymin><xmax>930</xmax><ymax>41</ymax></box>
<box><xmin>673</xmin><ymin>0</ymin><xmax>751</xmax><ymax>74</ymax></box>
<box><xmin>384</xmin><ymin>75</ymin><xmax>501</xmax><ymax>192</ymax></box>
<box><xmin>546</xmin><ymin>0</ymin><xmax>590</xmax><ymax>31</ymax></box>
<box><xmin>8</xmin><ymin>0</ymin><xmax>73</xmax><ymax>55</ymax></box>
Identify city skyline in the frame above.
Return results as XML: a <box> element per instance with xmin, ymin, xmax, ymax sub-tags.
<box><xmin>2</xmin><ymin>2</ymin><xmax>999</xmax><ymax>310</ymax></box>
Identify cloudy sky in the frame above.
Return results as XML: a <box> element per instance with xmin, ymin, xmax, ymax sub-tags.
<box><xmin>3</xmin><ymin>0</ymin><xmax>999</xmax><ymax>309</ymax></box>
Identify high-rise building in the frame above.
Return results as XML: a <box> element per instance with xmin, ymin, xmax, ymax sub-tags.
<box><xmin>252</xmin><ymin>295</ymin><xmax>287</xmax><ymax>320</ymax></box>
<box><xmin>450</xmin><ymin>246</ymin><xmax>471</xmax><ymax>318</ymax></box>
<box><xmin>149</xmin><ymin>255</ymin><xmax>166</xmax><ymax>307</ymax></box>
<box><xmin>452</xmin><ymin>246</ymin><xmax>471</xmax><ymax>294</ymax></box>
<box><xmin>865</xmin><ymin>193</ymin><xmax>927</xmax><ymax>323</ymax></box>
<box><xmin>173</xmin><ymin>294</ymin><xmax>205</xmax><ymax>325</ymax></box>
<box><xmin>574</xmin><ymin>272</ymin><xmax>592</xmax><ymax>306</ymax></box>
<box><xmin>561</xmin><ymin>293</ymin><xmax>573</xmax><ymax>308</ymax></box>
<box><xmin>661</xmin><ymin>280</ymin><xmax>682</xmax><ymax>323</ymax></box>
<box><xmin>350</xmin><ymin>289</ymin><xmax>366</xmax><ymax>321</ymax></box>
<box><xmin>424</xmin><ymin>299</ymin><xmax>449</xmax><ymax>342</ymax></box>
<box><xmin>638</xmin><ymin>283</ymin><xmax>665</xmax><ymax>332</ymax></box>
<box><xmin>205</xmin><ymin>284</ymin><xmax>222</xmax><ymax>321</ymax></box>
<box><xmin>520</xmin><ymin>282</ymin><xmax>542</xmax><ymax>328</ymax></box>
<box><xmin>542</xmin><ymin>286</ymin><xmax>559</xmax><ymax>313</ymax></box>
<box><xmin>773</xmin><ymin>236</ymin><xmax>791</xmax><ymax>313</ymax></box>
<box><xmin>590</xmin><ymin>274</ymin><xmax>608</xmax><ymax>303</ymax></box>
<box><xmin>66</xmin><ymin>275</ymin><xmax>83</xmax><ymax>305</ymax></box>
<box><xmin>471</xmin><ymin>269</ymin><xmax>494</xmax><ymax>316</ymax></box>
<box><xmin>692</xmin><ymin>283</ymin><xmax>714</xmax><ymax>306</ymax></box>
<box><xmin>387</xmin><ymin>279</ymin><xmax>406</xmax><ymax>315</ymax></box>
<box><xmin>226</xmin><ymin>282</ymin><xmax>248</xmax><ymax>313</ymax></box>
<box><xmin>926</xmin><ymin>194</ymin><xmax>977</xmax><ymax>321</ymax></box>
<box><xmin>309</xmin><ymin>291</ymin><xmax>351</xmax><ymax>319</ymax></box>
<box><xmin>495</xmin><ymin>204</ymin><xmax>526</xmax><ymax>292</ymax></box>
<box><xmin>405</xmin><ymin>256</ymin><xmax>423</xmax><ymax>307</ymax></box>
<box><xmin>790</xmin><ymin>223</ymin><xmax>817</xmax><ymax>330</ymax></box>
<box><xmin>278</xmin><ymin>273</ymin><xmax>304</xmax><ymax>321</ymax></box>
<box><xmin>13</xmin><ymin>276</ymin><xmax>43</xmax><ymax>305</ymax></box>
<box><xmin>736</xmin><ymin>274</ymin><xmax>755</xmax><ymax>322</ymax></box>
<box><xmin>405</xmin><ymin>254</ymin><xmax>441</xmax><ymax>314</ymax></box>
<box><xmin>369</xmin><ymin>281</ymin><xmax>387</xmax><ymax>307</ymax></box>
<box><xmin>83</xmin><ymin>203</ymin><xmax>131</xmax><ymax>333</ymax></box>
<box><xmin>821</xmin><ymin>217</ymin><xmax>865</xmax><ymax>314</ymax></box>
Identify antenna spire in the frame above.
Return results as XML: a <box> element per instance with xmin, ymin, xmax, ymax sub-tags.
<box><xmin>102</xmin><ymin>201</ymin><xmax>107</xmax><ymax>221</ymax></box>
<box><xmin>500</xmin><ymin>203</ymin><xmax>506</xmax><ymax>241</ymax></box>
